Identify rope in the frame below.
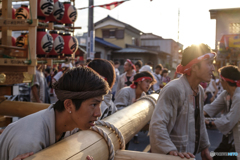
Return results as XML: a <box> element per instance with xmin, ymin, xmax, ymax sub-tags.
<box><xmin>137</xmin><ymin>95</ymin><xmax>157</xmax><ymax>108</ymax></box>
<box><xmin>95</xmin><ymin>120</ymin><xmax>125</xmax><ymax>150</ymax></box>
<box><xmin>91</xmin><ymin>125</ymin><xmax>115</xmax><ymax>160</ymax></box>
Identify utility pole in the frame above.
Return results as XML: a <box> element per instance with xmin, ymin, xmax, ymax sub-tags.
<box><xmin>87</xmin><ymin>0</ymin><xmax>95</xmax><ymax>59</ymax></box>
<box><xmin>177</xmin><ymin>8</ymin><xmax>180</xmax><ymax>43</ymax></box>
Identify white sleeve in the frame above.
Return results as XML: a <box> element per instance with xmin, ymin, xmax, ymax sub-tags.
<box><xmin>53</xmin><ymin>72</ymin><xmax>63</xmax><ymax>81</ymax></box>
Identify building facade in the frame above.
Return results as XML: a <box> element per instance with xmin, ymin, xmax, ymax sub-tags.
<box><xmin>141</xmin><ymin>33</ymin><xmax>183</xmax><ymax>69</ymax></box>
<box><xmin>210</xmin><ymin>8</ymin><xmax>240</xmax><ymax>68</ymax></box>
<box><xmin>94</xmin><ymin>15</ymin><xmax>142</xmax><ymax>49</ymax></box>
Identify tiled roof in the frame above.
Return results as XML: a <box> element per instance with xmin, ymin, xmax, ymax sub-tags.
<box><xmin>113</xmin><ymin>48</ymin><xmax>158</xmax><ymax>55</ymax></box>
<box><xmin>95</xmin><ymin>37</ymin><xmax>121</xmax><ymax>49</ymax></box>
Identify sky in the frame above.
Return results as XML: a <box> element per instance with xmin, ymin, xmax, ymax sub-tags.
<box><xmin>72</xmin><ymin>0</ymin><xmax>239</xmax><ymax>49</ymax></box>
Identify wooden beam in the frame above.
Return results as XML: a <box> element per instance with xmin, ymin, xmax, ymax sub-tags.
<box><xmin>0</xmin><ymin>101</ymin><xmax>49</xmax><ymax>117</ymax></box>
<box><xmin>0</xmin><ymin>19</ymin><xmax>38</xmax><ymax>27</ymax></box>
<box><xmin>24</xmin><ymin>94</ymin><xmax>159</xmax><ymax>160</ymax></box>
<box><xmin>28</xmin><ymin>0</ymin><xmax>37</xmax><ymax>75</ymax></box>
<box><xmin>0</xmin><ymin>45</ymin><xmax>27</xmax><ymax>50</ymax></box>
<box><xmin>0</xmin><ymin>58</ymin><xmax>36</xmax><ymax>66</ymax></box>
<box><xmin>115</xmin><ymin>150</ymin><xmax>194</xmax><ymax>160</ymax></box>
<box><xmin>1</xmin><ymin>0</ymin><xmax>12</xmax><ymax>55</ymax></box>
<box><xmin>0</xmin><ymin>66</ymin><xmax>28</xmax><ymax>72</ymax></box>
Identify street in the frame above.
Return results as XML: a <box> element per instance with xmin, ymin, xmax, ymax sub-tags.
<box><xmin>128</xmin><ymin>129</ymin><xmax>223</xmax><ymax>160</ymax></box>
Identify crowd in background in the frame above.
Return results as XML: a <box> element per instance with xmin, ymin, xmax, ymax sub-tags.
<box><xmin>34</xmin><ymin>58</ymin><xmax>224</xmax><ymax>109</ymax></box>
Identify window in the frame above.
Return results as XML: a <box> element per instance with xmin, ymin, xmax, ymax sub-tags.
<box><xmin>102</xmin><ymin>30</ymin><xmax>110</xmax><ymax>38</ymax></box>
<box><xmin>229</xmin><ymin>23</ymin><xmax>240</xmax><ymax>34</ymax></box>
<box><xmin>109</xmin><ymin>29</ymin><xmax>116</xmax><ymax>38</ymax></box>
<box><xmin>116</xmin><ymin>30</ymin><xmax>124</xmax><ymax>39</ymax></box>
<box><xmin>95</xmin><ymin>52</ymin><xmax>101</xmax><ymax>58</ymax></box>
<box><xmin>132</xmin><ymin>37</ymin><xmax>135</xmax><ymax>45</ymax></box>
<box><xmin>102</xmin><ymin>29</ymin><xmax>124</xmax><ymax>39</ymax></box>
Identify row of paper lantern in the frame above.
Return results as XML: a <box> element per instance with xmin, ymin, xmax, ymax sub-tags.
<box><xmin>9</xmin><ymin>30</ymin><xmax>78</xmax><ymax>57</ymax></box>
<box><xmin>0</xmin><ymin>0</ymin><xmax>77</xmax><ymax>25</ymax></box>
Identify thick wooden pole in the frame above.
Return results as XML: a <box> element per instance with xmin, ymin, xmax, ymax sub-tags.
<box><xmin>115</xmin><ymin>150</ymin><xmax>194</xmax><ymax>160</ymax></box>
<box><xmin>25</xmin><ymin>94</ymin><xmax>159</xmax><ymax>160</ymax></box>
<box><xmin>0</xmin><ymin>101</ymin><xmax>49</xmax><ymax>117</ymax></box>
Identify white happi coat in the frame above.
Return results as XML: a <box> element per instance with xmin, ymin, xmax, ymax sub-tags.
<box><xmin>153</xmin><ymin>73</ymin><xmax>162</xmax><ymax>91</ymax></box>
<box><xmin>116</xmin><ymin>71</ymin><xmax>135</xmax><ymax>95</ymax></box>
<box><xmin>150</xmin><ymin>75</ymin><xmax>210</xmax><ymax>154</ymax></box>
<box><xmin>99</xmin><ymin>92</ymin><xmax>118</xmax><ymax>120</ymax></box>
<box><xmin>0</xmin><ymin>105</ymin><xmax>79</xmax><ymax>160</ymax></box>
<box><xmin>114</xmin><ymin>86</ymin><xmax>146</xmax><ymax>110</ymax></box>
<box><xmin>204</xmin><ymin>88</ymin><xmax>240</xmax><ymax>160</ymax></box>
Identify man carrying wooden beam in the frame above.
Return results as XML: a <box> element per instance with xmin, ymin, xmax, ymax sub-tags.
<box><xmin>150</xmin><ymin>44</ymin><xmax>214</xmax><ymax>160</ymax></box>
<box><xmin>0</xmin><ymin>67</ymin><xmax>109</xmax><ymax>160</ymax></box>
<box><xmin>204</xmin><ymin>65</ymin><xmax>240</xmax><ymax>160</ymax></box>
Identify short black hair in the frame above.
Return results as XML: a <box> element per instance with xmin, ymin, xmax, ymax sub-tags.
<box><xmin>114</xmin><ymin>61</ymin><xmax>120</xmax><ymax>65</ymax></box>
<box><xmin>87</xmin><ymin>59</ymin><xmax>92</xmax><ymax>63</ymax></box>
<box><xmin>88</xmin><ymin>58</ymin><xmax>116</xmax><ymax>89</ymax></box>
<box><xmin>161</xmin><ymin>69</ymin><xmax>168</xmax><ymax>76</ymax></box>
<box><xmin>53</xmin><ymin>67</ymin><xmax>109</xmax><ymax>112</ymax></box>
<box><xmin>45</xmin><ymin>68</ymin><xmax>50</xmax><ymax>74</ymax></box>
<box><xmin>147</xmin><ymin>61</ymin><xmax>153</xmax><ymax>66</ymax></box>
<box><xmin>133</xmin><ymin>71</ymin><xmax>156</xmax><ymax>86</ymax></box>
<box><xmin>219</xmin><ymin>65</ymin><xmax>240</xmax><ymax>87</ymax></box>
<box><xmin>181</xmin><ymin>44</ymin><xmax>212</xmax><ymax>66</ymax></box>
<box><xmin>155</xmin><ymin>64</ymin><xmax>163</xmax><ymax>70</ymax></box>
<box><xmin>135</xmin><ymin>60</ymin><xmax>143</xmax><ymax>68</ymax></box>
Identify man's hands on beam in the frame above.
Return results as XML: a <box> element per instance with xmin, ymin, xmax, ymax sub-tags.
<box><xmin>168</xmin><ymin>150</ymin><xmax>195</xmax><ymax>159</ymax></box>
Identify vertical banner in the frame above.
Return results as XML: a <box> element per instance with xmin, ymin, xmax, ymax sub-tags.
<box><xmin>90</xmin><ymin>30</ymin><xmax>95</xmax><ymax>59</ymax></box>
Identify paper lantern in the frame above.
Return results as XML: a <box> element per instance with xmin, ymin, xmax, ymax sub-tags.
<box><xmin>12</xmin><ymin>8</ymin><xmax>16</xmax><ymax>19</ymax></box>
<box><xmin>16</xmin><ymin>33</ymin><xmax>28</xmax><ymax>47</ymax></box>
<box><xmin>15</xmin><ymin>5</ymin><xmax>29</xmax><ymax>19</ymax></box>
<box><xmin>37</xmin><ymin>0</ymin><xmax>54</xmax><ymax>20</ymax></box>
<box><xmin>0</xmin><ymin>36</ymin><xmax>16</xmax><ymax>46</ymax></box>
<box><xmin>62</xmin><ymin>33</ymin><xmax>78</xmax><ymax>56</ymax></box>
<box><xmin>60</xmin><ymin>2</ymin><xmax>77</xmax><ymax>25</ymax></box>
<box><xmin>12</xmin><ymin>37</ymin><xmax>16</xmax><ymax>46</ymax></box>
<box><xmin>46</xmin><ymin>0</ymin><xmax>65</xmax><ymax>22</ymax></box>
<box><xmin>0</xmin><ymin>7</ymin><xmax>15</xmax><ymax>19</ymax></box>
<box><xmin>37</xmin><ymin>29</ymin><xmax>53</xmax><ymax>56</ymax></box>
<box><xmin>48</xmin><ymin>30</ymin><xmax>64</xmax><ymax>57</ymax></box>
<box><xmin>69</xmin><ymin>36</ymin><xmax>78</xmax><ymax>53</ymax></box>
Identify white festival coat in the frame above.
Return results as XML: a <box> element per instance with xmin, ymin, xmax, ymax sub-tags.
<box><xmin>114</xmin><ymin>86</ymin><xmax>146</xmax><ymax>110</ymax></box>
<box><xmin>204</xmin><ymin>88</ymin><xmax>240</xmax><ymax>160</ymax></box>
<box><xmin>150</xmin><ymin>75</ymin><xmax>210</xmax><ymax>154</ymax></box>
<box><xmin>0</xmin><ymin>105</ymin><xmax>78</xmax><ymax>160</ymax></box>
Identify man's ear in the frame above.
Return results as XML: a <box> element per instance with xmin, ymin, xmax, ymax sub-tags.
<box><xmin>64</xmin><ymin>99</ymin><xmax>74</xmax><ymax>113</ymax></box>
<box><xmin>137</xmin><ymin>81</ymin><xmax>141</xmax><ymax>85</ymax></box>
<box><xmin>191</xmin><ymin>63</ymin><xmax>200</xmax><ymax>72</ymax></box>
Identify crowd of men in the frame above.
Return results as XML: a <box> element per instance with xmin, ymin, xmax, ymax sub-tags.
<box><xmin>0</xmin><ymin>43</ymin><xmax>240</xmax><ymax>160</ymax></box>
